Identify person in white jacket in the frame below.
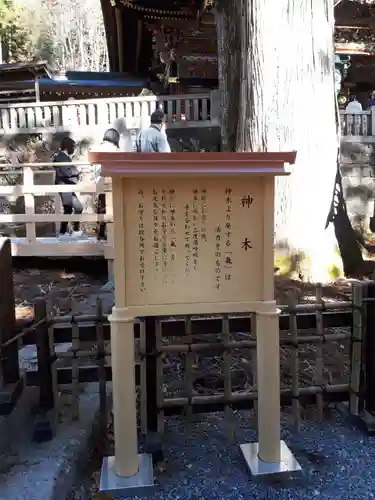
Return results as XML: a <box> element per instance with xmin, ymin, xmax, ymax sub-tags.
<box><xmin>345</xmin><ymin>94</ymin><xmax>363</xmax><ymax>114</ymax></box>
<box><xmin>95</xmin><ymin>128</ymin><xmax>120</xmax><ymax>152</ymax></box>
<box><xmin>93</xmin><ymin>128</ymin><xmax>120</xmax><ymax>239</ymax></box>
<box><xmin>111</xmin><ymin>117</ymin><xmax>134</xmax><ymax>151</ymax></box>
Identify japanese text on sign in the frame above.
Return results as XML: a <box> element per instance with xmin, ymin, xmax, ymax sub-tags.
<box><xmin>224</xmin><ymin>188</ymin><xmax>233</xmax><ymax>283</ymax></box>
<box><xmin>138</xmin><ymin>189</ymin><xmax>146</xmax><ymax>292</ymax></box>
<box><xmin>127</xmin><ymin>178</ymin><xmax>264</xmax><ymax>305</ymax></box>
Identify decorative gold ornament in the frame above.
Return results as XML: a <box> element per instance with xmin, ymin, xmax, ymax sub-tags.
<box><xmin>203</xmin><ymin>0</ymin><xmax>214</xmax><ymax>9</ymax></box>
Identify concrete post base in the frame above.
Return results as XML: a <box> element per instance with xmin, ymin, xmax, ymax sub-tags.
<box><xmin>99</xmin><ymin>453</ymin><xmax>155</xmax><ymax>497</ymax></box>
<box><xmin>240</xmin><ymin>441</ymin><xmax>302</xmax><ymax>481</ymax></box>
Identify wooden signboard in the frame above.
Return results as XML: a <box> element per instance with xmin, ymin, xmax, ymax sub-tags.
<box><xmin>88</xmin><ymin>151</ymin><xmax>300</xmax><ymax>495</ymax></box>
<box><xmin>124</xmin><ymin>177</ymin><xmax>262</xmax><ymax>306</ymax></box>
<box><xmin>91</xmin><ymin>152</ymin><xmax>295</xmax><ymax>317</ymax></box>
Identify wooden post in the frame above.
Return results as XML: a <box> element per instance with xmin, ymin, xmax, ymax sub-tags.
<box><xmin>363</xmin><ymin>281</ymin><xmax>375</xmax><ymax>432</ymax></box>
<box><xmin>371</xmin><ymin>106</ymin><xmax>375</xmax><ymax>136</ymax></box>
<box><xmin>33</xmin><ymin>299</ymin><xmax>55</xmax><ymax>442</ymax></box>
<box><xmin>109</xmin><ymin>310</ymin><xmax>138</xmax><ymax>476</ymax></box>
<box><xmin>35</xmin><ymin>300</ymin><xmax>54</xmax><ymax>410</ymax></box>
<box><xmin>135</xmin><ymin>20</ymin><xmax>143</xmax><ymax>74</ymax></box>
<box><xmin>255</xmin><ymin>310</ymin><xmax>281</xmax><ymax>463</ymax></box>
<box><xmin>0</xmin><ymin>238</ymin><xmax>19</xmax><ymax>386</ymax></box>
<box><xmin>0</xmin><ymin>237</ymin><xmax>23</xmax><ymax>416</ymax></box>
<box><xmin>107</xmin><ymin>182</ymin><xmax>139</xmax><ymax>477</ymax></box>
<box><xmin>210</xmin><ymin>89</ymin><xmax>221</xmax><ymax>126</ymax></box>
<box><xmin>349</xmin><ymin>283</ymin><xmax>363</xmax><ymax>417</ymax></box>
<box><xmin>144</xmin><ymin>317</ymin><xmax>163</xmax><ymax>464</ymax></box>
<box><xmin>96</xmin><ymin>298</ymin><xmax>107</xmax><ymax>435</ymax></box>
<box><xmin>115</xmin><ymin>7</ymin><xmax>124</xmax><ymax>73</ymax></box>
<box><xmin>97</xmin><ymin>193</ymin><xmax>107</xmax><ymax>241</ymax></box>
<box><xmin>35</xmin><ymin>76</ymin><xmax>41</xmax><ymax>102</ymax></box>
<box><xmin>145</xmin><ymin>316</ymin><xmax>157</xmax><ymax>433</ymax></box>
<box><xmin>248</xmin><ymin>175</ymin><xmax>281</xmax><ymax>463</ymax></box>
<box><xmin>23</xmin><ymin>167</ymin><xmax>36</xmax><ymax>245</ymax></box>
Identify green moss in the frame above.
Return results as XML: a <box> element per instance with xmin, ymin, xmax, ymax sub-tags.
<box><xmin>275</xmin><ymin>254</ymin><xmax>293</xmax><ymax>275</ymax></box>
<box><xmin>275</xmin><ymin>248</ymin><xmax>343</xmax><ymax>281</ymax></box>
<box><xmin>328</xmin><ymin>264</ymin><xmax>341</xmax><ymax>280</ymax></box>
<box><xmin>275</xmin><ymin>251</ymin><xmax>306</xmax><ymax>278</ymax></box>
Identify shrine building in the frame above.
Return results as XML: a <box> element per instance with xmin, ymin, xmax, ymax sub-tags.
<box><xmin>101</xmin><ymin>0</ymin><xmax>375</xmax><ymax>104</ymax></box>
<box><xmin>100</xmin><ymin>0</ymin><xmax>217</xmax><ymax>93</ymax></box>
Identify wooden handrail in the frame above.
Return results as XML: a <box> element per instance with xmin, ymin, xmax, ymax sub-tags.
<box><xmin>0</xmin><ymin>163</ymin><xmax>114</xmax><ymax>251</ymax></box>
<box><xmin>0</xmin><ymin>93</ymin><xmax>212</xmax><ymax>110</ymax></box>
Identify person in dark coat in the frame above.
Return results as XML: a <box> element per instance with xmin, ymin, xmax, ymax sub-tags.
<box><xmin>53</xmin><ymin>137</ymin><xmax>83</xmax><ymax>239</ymax></box>
<box><xmin>367</xmin><ymin>91</ymin><xmax>375</xmax><ymax>109</ymax></box>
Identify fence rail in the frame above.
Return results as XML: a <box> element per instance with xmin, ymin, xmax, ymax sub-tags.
<box><xmin>0</xmin><ymin>95</ymin><xmax>373</xmax><ymax>139</ymax></box>
<box><xmin>1</xmin><ymin>283</ymin><xmax>368</xmax><ymax>438</ymax></box>
<box><xmin>0</xmin><ymin>93</ymin><xmax>217</xmax><ymax>135</ymax></box>
<box><xmin>340</xmin><ymin>108</ymin><xmax>375</xmax><ymax>140</ymax></box>
<box><xmin>0</xmin><ymin>163</ymin><xmax>114</xmax><ymax>260</ymax></box>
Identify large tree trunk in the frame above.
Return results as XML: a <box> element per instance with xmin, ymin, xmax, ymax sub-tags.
<box><xmin>215</xmin><ymin>0</ymin><xmax>340</xmax><ymax>282</ymax></box>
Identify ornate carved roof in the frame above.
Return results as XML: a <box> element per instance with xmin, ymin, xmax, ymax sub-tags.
<box><xmin>335</xmin><ymin>0</ymin><xmax>375</xmax><ymax>20</ymax></box>
<box><xmin>118</xmin><ymin>0</ymin><xmax>210</xmax><ymax>19</ymax></box>
<box><xmin>101</xmin><ymin>0</ymin><xmax>375</xmax><ymax>72</ymax></box>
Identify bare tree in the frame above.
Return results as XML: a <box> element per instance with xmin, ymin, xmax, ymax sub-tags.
<box><xmin>18</xmin><ymin>0</ymin><xmax>108</xmax><ymax>71</ymax></box>
<box><xmin>215</xmin><ymin>0</ymin><xmax>339</xmax><ymax>281</ymax></box>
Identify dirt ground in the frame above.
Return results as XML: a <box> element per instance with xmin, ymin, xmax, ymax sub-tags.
<box><xmin>13</xmin><ymin>259</ymin><xmax>107</xmax><ymax>323</ymax></box>
<box><xmin>13</xmin><ymin>260</ymin><xmax>354</xmax><ymax>322</ymax></box>
<box><xmin>274</xmin><ymin>275</ymin><xmax>352</xmax><ymax>303</ymax></box>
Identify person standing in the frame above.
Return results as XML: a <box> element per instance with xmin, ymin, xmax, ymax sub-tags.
<box><xmin>93</xmin><ymin>128</ymin><xmax>120</xmax><ymax>239</ymax></box>
<box><xmin>367</xmin><ymin>91</ymin><xmax>375</xmax><ymax>109</ymax></box>
<box><xmin>345</xmin><ymin>94</ymin><xmax>363</xmax><ymax>114</ymax></box>
<box><xmin>96</xmin><ymin>128</ymin><xmax>120</xmax><ymax>152</ymax></box>
<box><xmin>111</xmin><ymin>117</ymin><xmax>134</xmax><ymax>151</ymax></box>
<box><xmin>135</xmin><ymin>109</ymin><xmax>171</xmax><ymax>153</ymax></box>
<box><xmin>53</xmin><ymin>137</ymin><xmax>83</xmax><ymax>240</ymax></box>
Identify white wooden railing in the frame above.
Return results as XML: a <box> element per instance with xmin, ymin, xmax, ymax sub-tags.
<box><xmin>1</xmin><ymin>94</ymin><xmax>374</xmax><ymax>140</ymax></box>
<box><xmin>0</xmin><ymin>93</ymin><xmax>219</xmax><ymax>136</ymax></box>
<box><xmin>0</xmin><ymin>163</ymin><xmax>114</xmax><ymax>260</ymax></box>
<box><xmin>340</xmin><ymin>109</ymin><xmax>375</xmax><ymax>140</ymax></box>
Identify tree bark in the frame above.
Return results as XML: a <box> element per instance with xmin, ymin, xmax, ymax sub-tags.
<box><xmin>216</xmin><ymin>0</ymin><xmax>340</xmax><ymax>281</ymax></box>
<box><xmin>214</xmin><ymin>0</ymin><xmax>241</xmax><ymax>152</ymax></box>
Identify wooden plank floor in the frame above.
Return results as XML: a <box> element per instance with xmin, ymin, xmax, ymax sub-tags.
<box><xmin>10</xmin><ymin>236</ymin><xmax>109</xmax><ymax>257</ymax></box>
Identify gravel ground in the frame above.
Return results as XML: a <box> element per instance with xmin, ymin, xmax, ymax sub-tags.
<box><xmin>125</xmin><ymin>410</ymin><xmax>375</xmax><ymax>500</ymax></box>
